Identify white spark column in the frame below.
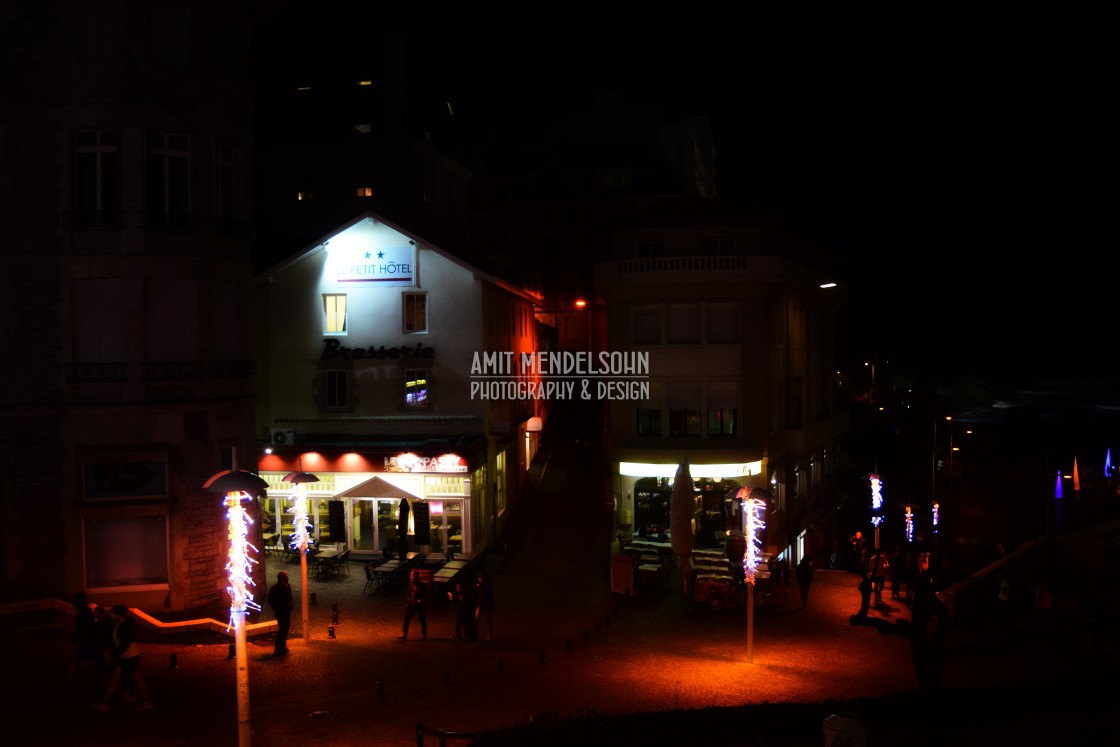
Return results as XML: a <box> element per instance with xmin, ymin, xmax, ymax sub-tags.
<box><xmin>225</xmin><ymin>491</ymin><xmax>258</xmax><ymax>747</ymax></box>
<box><xmin>737</xmin><ymin>490</ymin><xmax>767</xmax><ymax>664</ymax></box>
<box><xmin>285</xmin><ymin>469</ymin><xmax>318</xmax><ymax>643</ymax></box>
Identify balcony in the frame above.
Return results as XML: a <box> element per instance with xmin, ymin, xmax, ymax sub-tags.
<box><xmin>212</xmin><ymin>360</ymin><xmax>257</xmax><ymax>379</ymax></box>
<box><xmin>65</xmin><ymin>362</ymin><xmax>128</xmax><ymax>382</ymax></box>
<box><xmin>141</xmin><ymin>361</ymin><xmax>203</xmax><ymax>381</ymax></box>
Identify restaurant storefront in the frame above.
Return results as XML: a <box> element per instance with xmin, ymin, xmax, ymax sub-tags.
<box><xmin>257</xmin><ymin>445</ymin><xmax>484</xmax><ymax>561</ymax></box>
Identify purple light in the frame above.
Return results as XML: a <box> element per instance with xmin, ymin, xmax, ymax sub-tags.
<box><xmin>1055</xmin><ymin>469</ymin><xmax>1063</xmax><ymax>499</ymax></box>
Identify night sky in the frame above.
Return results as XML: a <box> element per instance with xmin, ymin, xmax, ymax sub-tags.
<box><xmin>266</xmin><ymin>4</ymin><xmax>1119</xmax><ymax>386</ymax></box>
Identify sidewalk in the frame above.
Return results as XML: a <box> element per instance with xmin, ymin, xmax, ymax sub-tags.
<box><xmin>4</xmin><ymin>399</ymin><xmax>1113</xmax><ymax>745</ymax></box>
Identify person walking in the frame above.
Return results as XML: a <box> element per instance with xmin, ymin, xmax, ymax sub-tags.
<box><xmin>795</xmin><ymin>556</ymin><xmax>814</xmax><ymax>608</ymax></box>
<box><xmin>267</xmin><ymin>570</ymin><xmax>294</xmax><ymax>655</ymax></box>
<box><xmin>449</xmin><ymin>576</ymin><xmax>478</xmax><ymax>642</ymax></box>
<box><xmin>93</xmin><ymin>605</ymin><xmax>152</xmax><ymax>711</ymax></box>
<box><xmin>66</xmin><ymin>592</ymin><xmax>105</xmax><ymax>690</ymax></box>
<box><xmin>475</xmin><ymin>572</ymin><xmax>495</xmax><ymax>641</ymax></box>
<box><xmin>868</xmin><ymin>548</ymin><xmax>888</xmax><ymax>606</ymax></box>
<box><xmin>398</xmin><ymin>569</ymin><xmax>429</xmax><ymax>640</ymax></box>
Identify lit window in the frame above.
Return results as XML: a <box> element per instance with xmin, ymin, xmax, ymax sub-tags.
<box><xmin>358</xmin><ymin>80</ymin><xmax>372</xmax><ymax>86</ymax></box>
<box><xmin>707</xmin><ymin>408</ymin><xmax>737</xmax><ymax>436</ymax></box>
<box><xmin>404</xmin><ymin>369</ymin><xmax>429</xmax><ymax>408</ymax></box>
<box><xmin>707</xmin><ymin>383</ymin><xmax>738</xmax><ymax>436</ymax></box>
<box><xmin>355</xmin><ymin>186</ymin><xmax>373</xmax><ymax>197</ymax></box>
<box><xmin>669</xmin><ymin>382</ymin><xmax>700</xmax><ymax>436</ymax></box>
<box><xmin>323</xmin><ymin>294</ymin><xmax>347</xmax><ymax>334</ymax></box>
<box><xmin>296</xmin><ymin>85</ymin><xmax>311</xmax><ymax>91</ymax></box>
<box><xmin>403</xmin><ymin>293</ymin><xmax>427</xmax><ymax>333</ymax></box>
<box><xmin>353</xmin><ymin>124</ymin><xmax>371</xmax><ymax>134</ymax></box>
<box><xmin>297</xmin><ymin>191</ymin><xmax>313</xmax><ymax>201</ymax></box>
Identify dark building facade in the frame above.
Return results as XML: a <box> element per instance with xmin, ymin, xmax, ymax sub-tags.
<box><xmin>0</xmin><ymin>1</ymin><xmax>260</xmax><ymax>611</ymax></box>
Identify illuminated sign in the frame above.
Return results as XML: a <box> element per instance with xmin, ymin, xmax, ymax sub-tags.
<box><xmin>619</xmin><ymin>461</ymin><xmax>761</xmax><ymax>479</ymax></box>
<box><xmin>385</xmin><ymin>453</ymin><xmax>468</xmax><ymax>473</ymax></box>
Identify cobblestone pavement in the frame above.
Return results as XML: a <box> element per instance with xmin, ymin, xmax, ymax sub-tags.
<box><xmin>5</xmin><ymin>404</ymin><xmax>1111</xmax><ymax>746</ymax></box>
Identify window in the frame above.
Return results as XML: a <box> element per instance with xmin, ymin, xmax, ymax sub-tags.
<box><xmin>702</xmin><ymin>238</ymin><xmax>737</xmax><ymax>255</ymax></box>
<box><xmin>297</xmin><ymin>191</ymin><xmax>314</xmax><ymax>201</ymax></box>
<box><xmin>636</xmin><ymin>408</ymin><xmax>661</xmax><ymax>437</ymax></box>
<box><xmin>403</xmin><ymin>293</ymin><xmax>427</xmax><ymax>333</ymax></box>
<box><xmin>214</xmin><ymin>143</ymin><xmax>237</xmax><ymax>232</ymax></box>
<box><xmin>353</xmin><ymin>124</ymin><xmax>372</xmax><ymax>134</ymax></box>
<box><xmin>666</xmin><ymin>303</ymin><xmax>701</xmax><ymax>344</ymax></box>
<box><xmin>355</xmin><ymin>186</ymin><xmax>373</xmax><ymax>197</ymax></box>
<box><xmin>145</xmin><ymin>278</ymin><xmax>198</xmax><ymax>364</ymax></box>
<box><xmin>73</xmin><ymin>278</ymin><xmax>124</xmax><ymax>364</ymax></box>
<box><xmin>632</xmin><ymin>305</ymin><xmax>660</xmax><ymax>345</ymax></box>
<box><xmin>323</xmin><ymin>370</ymin><xmax>349</xmax><ymax>409</ymax></box>
<box><xmin>706</xmin><ymin>302</ymin><xmax>739</xmax><ymax>343</ymax></box>
<box><xmin>323</xmin><ymin>294</ymin><xmax>347</xmax><ymax>334</ymax></box>
<box><xmin>707</xmin><ymin>383</ymin><xmax>738</xmax><ymax>436</ymax></box>
<box><xmin>636</xmin><ymin>241</ymin><xmax>665</xmax><ymax>258</ymax></box>
<box><xmin>74</xmin><ymin>130</ymin><xmax>120</xmax><ymax>227</ymax></box>
<box><xmin>404</xmin><ymin>368</ymin><xmax>429</xmax><ymax>408</ymax></box>
<box><xmin>146</xmin><ymin>132</ymin><xmax>190</xmax><ymax>229</ymax></box>
<box><xmin>84</xmin><ymin>515</ymin><xmax>169</xmax><ymax>590</ymax></box>
<box><xmin>668</xmin><ymin>382</ymin><xmax>700</xmax><ymax>436</ymax></box>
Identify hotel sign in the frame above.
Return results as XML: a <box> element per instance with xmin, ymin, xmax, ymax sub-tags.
<box><xmin>329</xmin><ymin>243</ymin><xmax>415</xmax><ymax>286</ymax></box>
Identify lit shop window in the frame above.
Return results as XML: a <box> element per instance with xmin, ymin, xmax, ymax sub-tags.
<box><xmin>404</xmin><ymin>369</ymin><xmax>429</xmax><ymax>408</ymax></box>
<box><xmin>323</xmin><ymin>294</ymin><xmax>347</xmax><ymax>334</ymax></box>
<box><xmin>403</xmin><ymin>293</ymin><xmax>427</xmax><ymax>333</ymax></box>
<box><xmin>355</xmin><ymin>186</ymin><xmax>373</xmax><ymax>197</ymax></box>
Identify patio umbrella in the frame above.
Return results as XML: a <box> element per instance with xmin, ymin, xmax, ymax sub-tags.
<box><xmin>1055</xmin><ymin>470</ymin><xmax>1063</xmax><ymax>499</ymax></box>
<box><xmin>1073</xmin><ymin>457</ymin><xmax>1081</xmax><ymax>492</ymax></box>
<box><xmin>1106</xmin><ymin>448</ymin><xmax>1113</xmax><ymax>478</ymax></box>
<box><xmin>670</xmin><ymin>461</ymin><xmax>695</xmax><ymax>595</ymax></box>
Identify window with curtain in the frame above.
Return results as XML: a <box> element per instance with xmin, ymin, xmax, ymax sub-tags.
<box><xmin>668</xmin><ymin>382</ymin><xmax>700</xmax><ymax>436</ymax></box>
<box><xmin>707</xmin><ymin>382</ymin><xmax>738</xmax><ymax>436</ymax></box>
<box><xmin>323</xmin><ymin>293</ymin><xmax>347</xmax><ymax>334</ymax></box>
<box><xmin>403</xmin><ymin>293</ymin><xmax>427</xmax><ymax>333</ymax></box>
<box><xmin>74</xmin><ymin>130</ymin><xmax>120</xmax><ymax>227</ymax></box>
<box><xmin>632</xmin><ymin>305</ymin><xmax>660</xmax><ymax>345</ymax></box>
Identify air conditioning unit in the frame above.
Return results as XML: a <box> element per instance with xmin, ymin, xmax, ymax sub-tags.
<box><xmin>269</xmin><ymin>428</ymin><xmax>295</xmax><ymax>446</ymax></box>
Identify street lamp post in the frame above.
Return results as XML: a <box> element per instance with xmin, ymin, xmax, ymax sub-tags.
<box><xmin>284</xmin><ymin>469</ymin><xmax>319</xmax><ymax>644</ymax></box>
<box><xmin>203</xmin><ymin>467</ymin><xmax>269</xmax><ymax>747</ymax></box>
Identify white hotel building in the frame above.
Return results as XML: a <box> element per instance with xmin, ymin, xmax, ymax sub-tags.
<box><xmin>253</xmin><ymin>212</ymin><xmax>542</xmax><ymax>562</ymax></box>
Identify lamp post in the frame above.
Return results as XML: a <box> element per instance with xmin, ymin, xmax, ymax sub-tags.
<box><xmin>736</xmin><ymin>487</ymin><xmax>766</xmax><ymax>665</ymax></box>
<box><xmin>203</xmin><ymin>467</ymin><xmax>269</xmax><ymax>747</ymax></box>
<box><xmin>284</xmin><ymin>469</ymin><xmax>319</xmax><ymax>644</ymax></box>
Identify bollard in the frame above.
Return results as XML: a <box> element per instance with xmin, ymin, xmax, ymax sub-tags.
<box><xmin>331</xmin><ymin>602</ymin><xmax>339</xmax><ymax>624</ymax></box>
<box><xmin>498</xmin><ymin>658</ymin><xmax>505</xmax><ymax>674</ymax></box>
<box><xmin>169</xmin><ymin>653</ymin><xmax>177</xmax><ymax>669</ymax></box>
<box><xmin>538</xmin><ymin>648</ymin><xmax>546</xmax><ymax>664</ymax></box>
<box><xmin>376</xmin><ymin>681</ymin><xmax>385</xmax><ymax>700</ymax></box>
<box><xmin>327</xmin><ymin>625</ymin><xmax>336</xmax><ymax>639</ymax></box>
<box><xmin>227</xmin><ymin>644</ymin><xmax>235</xmax><ymax>660</ymax></box>
<box><xmin>443</xmin><ymin>670</ymin><xmax>451</xmax><ymax>685</ymax></box>
<box><xmin>310</xmin><ymin>591</ymin><xmax>317</xmax><ymax>605</ymax></box>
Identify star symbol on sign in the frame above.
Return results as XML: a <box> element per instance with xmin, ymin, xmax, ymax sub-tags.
<box><xmin>364</xmin><ymin>252</ymin><xmax>371</xmax><ymax>259</ymax></box>
<box><xmin>377</xmin><ymin>251</ymin><xmax>384</xmax><ymax>259</ymax></box>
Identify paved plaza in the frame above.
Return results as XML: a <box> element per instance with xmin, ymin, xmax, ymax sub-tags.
<box><xmin>4</xmin><ymin>409</ymin><xmax>1113</xmax><ymax>746</ymax></box>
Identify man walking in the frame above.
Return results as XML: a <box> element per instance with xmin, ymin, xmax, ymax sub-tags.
<box><xmin>267</xmin><ymin>570</ymin><xmax>293</xmax><ymax>655</ymax></box>
<box><xmin>795</xmin><ymin>556</ymin><xmax>814</xmax><ymax>608</ymax></box>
